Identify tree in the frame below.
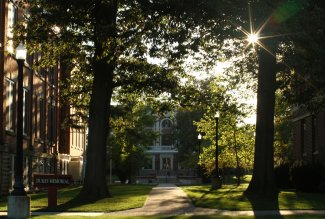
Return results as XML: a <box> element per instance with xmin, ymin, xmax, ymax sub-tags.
<box><xmin>245</xmin><ymin>44</ymin><xmax>277</xmax><ymax>196</ymax></box>
<box><xmin>15</xmin><ymin>0</ymin><xmax>119</xmax><ymax>199</ymax></box>
<box><xmin>220</xmin><ymin>123</ymin><xmax>255</xmax><ymax>184</ymax></box>
<box><xmin>191</xmin><ymin>77</ymin><xmax>253</xmax><ymax>177</ymax></box>
<box><xmin>244</xmin><ymin>0</ymin><xmax>321</xmax><ymax>196</ymax></box>
<box><xmin>18</xmin><ymin>0</ymin><xmax>311</xmax><ymax>198</ymax></box>
<box><xmin>16</xmin><ymin>0</ymin><xmax>213</xmax><ymax>200</ymax></box>
<box><xmin>196</xmin><ymin>117</ymin><xmax>255</xmax><ymax>175</ymax></box>
<box><xmin>109</xmin><ymin>101</ymin><xmax>157</xmax><ymax>184</ymax></box>
<box><xmin>280</xmin><ymin>1</ymin><xmax>325</xmax><ymax>111</ymax></box>
<box><xmin>273</xmin><ymin>91</ymin><xmax>294</xmax><ymax>166</ymax></box>
<box><xmin>175</xmin><ymin>109</ymin><xmax>203</xmax><ymax>169</ymax></box>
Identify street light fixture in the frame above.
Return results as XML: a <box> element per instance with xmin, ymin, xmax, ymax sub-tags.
<box><xmin>197</xmin><ymin>133</ymin><xmax>202</xmax><ymax>154</ymax></box>
<box><xmin>8</xmin><ymin>42</ymin><xmax>30</xmax><ymax>218</ymax></box>
<box><xmin>12</xmin><ymin>42</ymin><xmax>27</xmax><ymax>196</ymax></box>
<box><xmin>15</xmin><ymin>42</ymin><xmax>28</xmax><ymax>60</ymax></box>
<box><xmin>211</xmin><ymin>111</ymin><xmax>222</xmax><ymax>190</ymax></box>
<box><xmin>197</xmin><ymin>133</ymin><xmax>202</xmax><ymax>178</ymax></box>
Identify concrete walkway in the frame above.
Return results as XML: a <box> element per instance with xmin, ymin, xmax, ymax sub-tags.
<box><xmin>2</xmin><ymin>183</ymin><xmax>325</xmax><ymax>217</ymax></box>
<box><xmin>106</xmin><ymin>183</ymin><xmax>194</xmax><ymax>216</ymax></box>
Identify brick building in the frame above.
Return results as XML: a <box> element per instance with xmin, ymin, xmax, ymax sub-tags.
<box><xmin>292</xmin><ymin>108</ymin><xmax>325</xmax><ymax>164</ymax></box>
<box><xmin>0</xmin><ymin>1</ymin><xmax>86</xmax><ymax>195</ymax></box>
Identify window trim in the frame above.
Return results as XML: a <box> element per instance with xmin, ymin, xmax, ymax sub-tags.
<box><xmin>5</xmin><ymin>78</ymin><xmax>15</xmax><ymax>132</ymax></box>
<box><xmin>23</xmin><ymin>87</ymin><xmax>29</xmax><ymax>136</ymax></box>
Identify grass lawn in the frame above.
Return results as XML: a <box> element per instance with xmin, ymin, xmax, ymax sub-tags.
<box><xmin>0</xmin><ymin>184</ymin><xmax>154</xmax><ymax>212</ymax></box>
<box><xmin>182</xmin><ymin>183</ymin><xmax>325</xmax><ymax>210</ymax></box>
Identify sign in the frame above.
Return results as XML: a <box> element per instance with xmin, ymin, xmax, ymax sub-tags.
<box><xmin>34</xmin><ymin>174</ymin><xmax>72</xmax><ymax>188</ymax></box>
<box><xmin>33</xmin><ymin>174</ymin><xmax>73</xmax><ymax>207</ymax></box>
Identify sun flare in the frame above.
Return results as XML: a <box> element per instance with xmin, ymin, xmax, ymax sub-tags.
<box><xmin>247</xmin><ymin>33</ymin><xmax>259</xmax><ymax>44</ymax></box>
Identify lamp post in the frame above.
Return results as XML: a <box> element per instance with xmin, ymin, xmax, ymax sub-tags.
<box><xmin>8</xmin><ymin>42</ymin><xmax>30</xmax><ymax>218</ymax></box>
<box><xmin>12</xmin><ymin>42</ymin><xmax>27</xmax><ymax>196</ymax></box>
<box><xmin>197</xmin><ymin>133</ymin><xmax>202</xmax><ymax>179</ymax></box>
<box><xmin>211</xmin><ymin>111</ymin><xmax>222</xmax><ymax>190</ymax></box>
<box><xmin>197</xmin><ymin>133</ymin><xmax>202</xmax><ymax>154</ymax></box>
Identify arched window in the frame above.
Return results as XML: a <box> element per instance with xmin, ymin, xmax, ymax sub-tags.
<box><xmin>161</xmin><ymin>119</ymin><xmax>173</xmax><ymax>146</ymax></box>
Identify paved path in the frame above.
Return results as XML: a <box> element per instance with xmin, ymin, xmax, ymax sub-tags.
<box><xmin>106</xmin><ymin>183</ymin><xmax>194</xmax><ymax>216</ymax></box>
<box><xmin>2</xmin><ymin>183</ymin><xmax>325</xmax><ymax>217</ymax></box>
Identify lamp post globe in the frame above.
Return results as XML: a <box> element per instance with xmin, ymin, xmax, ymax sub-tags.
<box><xmin>15</xmin><ymin>42</ymin><xmax>27</xmax><ymax>60</ymax></box>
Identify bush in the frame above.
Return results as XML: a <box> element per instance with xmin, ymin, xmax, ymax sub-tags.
<box><xmin>290</xmin><ymin>161</ymin><xmax>323</xmax><ymax>192</ymax></box>
<box><xmin>274</xmin><ymin>164</ymin><xmax>292</xmax><ymax>189</ymax></box>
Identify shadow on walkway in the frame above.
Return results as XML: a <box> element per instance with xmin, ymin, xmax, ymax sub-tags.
<box><xmin>245</xmin><ymin>192</ymin><xmax>284</xmax><ymax>219</ymax></box>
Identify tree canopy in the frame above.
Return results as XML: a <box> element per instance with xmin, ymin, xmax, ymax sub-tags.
<box><xmin>15</xmin><ymin>0</ymin><xmax>244</xmax><ymax>200</ymax></box>
<box><xmin>14</xmin><ymin>0</ymin><xmax>325</xmax><ymax>199</ymax></box>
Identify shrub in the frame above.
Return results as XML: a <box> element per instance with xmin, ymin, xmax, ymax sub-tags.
<box><xmin>274</xmin><ymin>164</ymin><xmax>292</xmax><ymax>189</ymax></box>
<box><xmin>290</xmin><ymin>161</ymin><xmax>323</xmax><ymax>192</ymax></box>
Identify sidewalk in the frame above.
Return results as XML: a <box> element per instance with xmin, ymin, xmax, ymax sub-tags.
<box><xmin>2</xmin><ymin>183</ymin><xmax>325</xmax><ymax>217</ymax></box>
<box><xmin>106</xmin><ymin>183</ymin><xmax>194</xmax><ymax>216</ymax></box>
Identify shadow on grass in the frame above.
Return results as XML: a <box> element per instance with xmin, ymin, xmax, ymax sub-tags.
<box><xmin>35</xmin><ymin>190</ymin><xmax>111</xmax><ymax>212</ymax></box>
<box><xmin>197</xmin><ymin>188</ymin><xmax>211</xmax><ymax>203</ymax></box>
<box><xmin>245</xmin><ymin>192</ymin><xmax>284</xmax><ymax>219</ymax></box>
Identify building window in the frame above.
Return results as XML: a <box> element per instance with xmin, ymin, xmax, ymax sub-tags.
<box><xmin>39</xmin><ymin>98</ymin><xmax>45</xmax><ymax>140</ymax></box>
<box><xmin>46</xmin><ymin>96</ymin><xmax>57</xmax><ymax>149</ymax></box>
<box><xmin>161</xmin><ymin>119</ymin><xmax>173</xmax><ymax>146</ymax></box>
<box><xmin>5</xmin><ymin>79</ymin><xmax>15</xmax><ymax>131</ymax></box>
<box><xmin>48</xmin><ymin>67</ymin><xmax>55</xmax><ymax>85</ymax></box>
<box><xmin>23</xmin><ymin>88</ymin><xmax>29</xmax><ymax>135</ymax></box>
<box><xmin>34</xmin><ymin>96</ymin><xmax>38</xmax><ymax>138</ymax></box>
<box><xmin>47</xmin><ymin>97</ymin><xmax>53</xmax><ymax>144</ymax></box>
<box><xmin>7</xmin><ymin>2</ymin><xmax>18</xmax><ymax>53</ymax></box>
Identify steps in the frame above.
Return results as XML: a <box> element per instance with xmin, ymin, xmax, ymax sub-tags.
<box><xmin>157</xmin><ymin>176</ymin><xmax>178</xmax><ymax>183</ymax></box>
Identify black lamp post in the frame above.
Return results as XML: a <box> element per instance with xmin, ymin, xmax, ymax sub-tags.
<box><xmin>11</xmin><ymin>42</ymin><xmax>28</xmax><ymax>196</ymax></box>
<box><xmin>197</xmin><ymin>133</ymin><xmax>202</xmax><ymax>154</ymax></box>
<box><xmin>8</xmin><ymin>42</ymin><xmax>30</xmax><ymax>219</ymax></box>
<box><xmin>197</xmin><ymin>133</ymin><xmax>202</xmax><ymax>178</ymax></box>
<box><xmin>211</xmin><ymin>111</ymin><xmax>222</xmax><ymax>190</ymax></box>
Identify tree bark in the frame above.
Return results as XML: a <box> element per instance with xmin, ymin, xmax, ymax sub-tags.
<box><xmin>81</xmin><ymin>62</ymin><xmax>113</xmax><ymax>200</ymax></box>
<box><xmin>233</xmin><ymin>127</ymin><xmax>241</xmax><ymax>186</ymax></box>
<box><xmin>80</xmin><ymin>0</ymin><xmax>117</xmax><ymax>200</ymax></box>
<box><xmin>245</xmin><ymin>46</ymin><xmax>277</xmax><ymax>197</ymax></box>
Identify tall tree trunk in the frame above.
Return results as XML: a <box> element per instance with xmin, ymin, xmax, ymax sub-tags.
<box><xmin>81</xmin><ymin>63</ymin><xmax>113</xmax><ymax>200</ymax></box>
<box><xmin>80</xmin><ymin>0</ymin><xmax>117</xmax><ymax>201</ymax></box>
<box><xmin>233</xmin><ymin>127</ymin><xmax>241</xmax><ymax>186</ymax></box>
<box><xmin>245</xmin><ymin>46</ymin><xmax>277</xmax><ymax>196</ymax></box>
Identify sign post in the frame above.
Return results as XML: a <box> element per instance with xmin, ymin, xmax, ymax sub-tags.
<box><xmin>34</xmin><ymin>174</ymin><xmax>72</xmax><ymax>207</ymax></box>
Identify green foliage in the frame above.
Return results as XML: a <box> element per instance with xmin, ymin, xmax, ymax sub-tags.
<box><xmin>278</xmin><ymin>1</ymin><xmax>325</xmax><ymax>111</ymax></box>
<box><xmin>274</xmin><ymin>91</ymin><xmax>294</xmax><ymax>166</ymax></box>
<box><xmin>109</xmin><ymin>102</ymin><xmax>157</xmax><ymax>183</ymax></box>
<box><xmin>12</xmin><ymin>0</ymin><xmax>252</xmax><ymax>133</ymax></box>
<box><xmin>175</xmin><ymin>109</ymin><xmax>203</xmax><ymax>169</ymax></box>
<box><xmin>15</xmin><ymin>0</ymin><xmax>240</xmax><ymax>198</ymax></box>
<box><xmin>192</xmin><ymin>78</ymin><xmax>254</xmax><ymax>176</ymax></box>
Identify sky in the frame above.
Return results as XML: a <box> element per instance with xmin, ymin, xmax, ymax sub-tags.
<box><xmin>146</xmin><ymin>48</ymin><xmax>257</xmax><ymax>125</ymax></box>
